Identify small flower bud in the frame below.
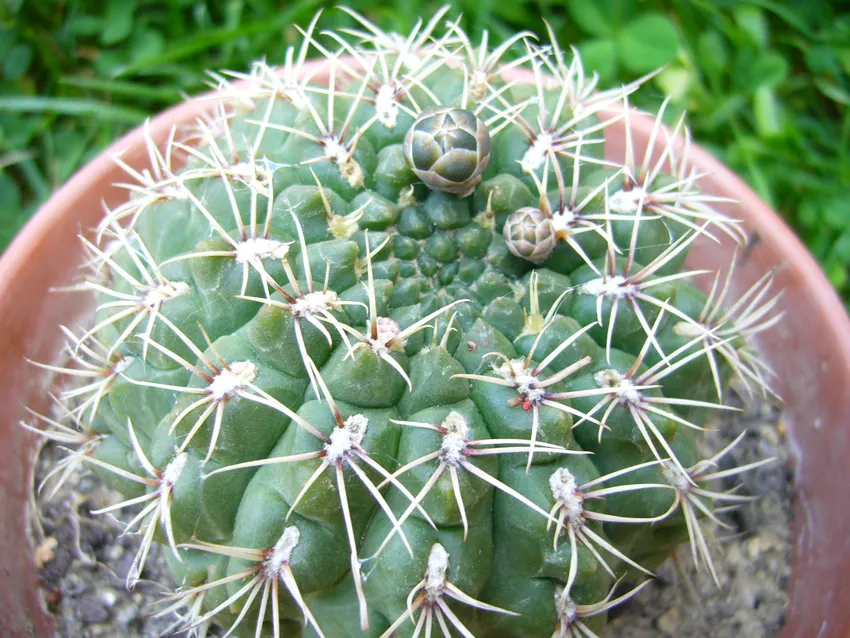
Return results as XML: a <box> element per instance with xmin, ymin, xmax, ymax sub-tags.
<box><xmin>404</xmin><ymin>106</ymin><xmax>491</xmax><ymax>198</ymax></box>
<box><xmin>503</xmin><ymin>207</ymin><xmax>556</xmax><ymax>263</ymax></box>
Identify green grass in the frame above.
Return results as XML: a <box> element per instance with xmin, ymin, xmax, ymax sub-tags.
<box><xmin>2</xmin><ymin>0</ymin><xmax>849</xmax><ymax>296</ymax></box>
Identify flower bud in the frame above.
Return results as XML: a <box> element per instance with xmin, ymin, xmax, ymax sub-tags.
<box><xmin>404</xmin><ymin>106</ymin><xmax>491</xmax><ymax>197</ymax></box>
<box><xmin>503</xmin><ymin>207</ymin><xmax>556</xmax><ymax>263</ymax></box>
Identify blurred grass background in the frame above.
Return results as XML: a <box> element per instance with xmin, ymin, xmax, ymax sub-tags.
<box><xmin>2</xmin><ymin>0</ymin><xmax>849</xmax><ymax>296</ymax></box>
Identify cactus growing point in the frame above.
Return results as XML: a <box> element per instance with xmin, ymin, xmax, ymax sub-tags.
<box><xmin>25</xmin><ymin>7</ymin><xmax>783</xmax><ymax>638</ymax></box>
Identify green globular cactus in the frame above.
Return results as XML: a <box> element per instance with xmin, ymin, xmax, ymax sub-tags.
<box><xmin>27</xmin><ymin>7</ymin><xmax>784</xmax><ymax>638</ymax></box>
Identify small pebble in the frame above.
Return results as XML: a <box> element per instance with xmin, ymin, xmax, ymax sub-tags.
<box><xmin>34</xmin><ymin>536</ymin><xmax>58</xmax><ymax>567</ymax></box>
<box><xmin>656</xmin><ymin>607</ymin><xmax>680</xmax><ymax>635</ymax></box>
<box><xmin>116</xmin><ymin>604</ymin><xmax>139</xmax><ymax>625</ymax></box>
<box><xmin>76</xmin><ymin>593</ymin><xmax>112</xmax><ymax>624</ymax></box>
<box><xmin>106</xmin><ymin>543</ymin><xmax>123</xmax><ymax>562</ymax></box>
<box><xmin>63</xmin><ymin>572</ymin><xmax>91</xmax><ymax>597</ymax></box>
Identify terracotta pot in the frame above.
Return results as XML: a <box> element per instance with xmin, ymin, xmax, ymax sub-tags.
<box><xmin>1</xmin><ymin>60</ymin><xmax>847</xmax><ymax>638</ymax></box>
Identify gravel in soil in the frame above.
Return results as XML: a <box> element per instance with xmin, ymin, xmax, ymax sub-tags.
<box><xmin>28</xmin><ymin>393</ymin><xmax>792</xmax><ymax>637</ymax></box>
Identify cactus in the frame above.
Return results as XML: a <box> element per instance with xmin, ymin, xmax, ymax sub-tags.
<box><xmin>26</xmin><ymin>8</ymin><xmax>783</xmax><ymax>638</ymax></box>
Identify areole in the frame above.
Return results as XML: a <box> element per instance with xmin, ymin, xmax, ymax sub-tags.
<box><xmin>0</xmin><ymin>56</ymin><xmax>847</xmax><ymax>637</ymax></box>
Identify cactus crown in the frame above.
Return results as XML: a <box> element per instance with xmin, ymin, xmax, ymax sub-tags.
<box><xmin>27</xmin><ymin>6</ymin><xmax>783</xmax><ymax>638</ymax></box>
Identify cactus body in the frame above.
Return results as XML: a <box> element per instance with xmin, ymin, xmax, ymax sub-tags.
<box><xmin>29</xmin><ymin>10</ymin><xmax>782</xmax><ymax>638</ymax></box>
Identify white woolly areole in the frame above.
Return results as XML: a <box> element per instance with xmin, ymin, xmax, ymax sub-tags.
<box><xmin>608</xmin><ymin>186</ymin><xmax>649</xmax><ymax>214</ymax></box>
<box><xmin>442</xmin><ymin>411</ymin><xmax>469</xmax><ymax>438</ymax></box>
<box><xmin>494</xmin><ymin>358</ymin><xmax>529</xmax><ymax>382</ymax></box>
<box><xmin>551</xmin><ymin>208</ymin><xmax>578</xmax><ymax>235</ymax></box>
<box><xmin>323</xmin><ymin>137</ymin><xmax>364</xmax><ymax>188</ymax></box>
<box><xmin>209</xmin><ymin>360</ymin><xmax>258</xmax><ymax>400</ymax></box>
<box><xmin>549</xmin><ymin>467</ymin><xmax>585</xmax><ymax>526</ymax></box>
<box><xmin>424</xmin><ymin>543</ymin><xmax>450</xmax><ymax>599</ymax></box>
<box><xmin>290</xmin><ymin>290</ymin><xmax>340</xmax><ymax>318</ymax></box>
<box><xmin>324</xmin><ymin>414</ymin><xmax>369</xmax><ymax>462</ymax></box>
<box><xmin>234</xmin><ymin>238</ymin><xmax>290</xmax><ymax>264</ymax></box>
<box><xmin>594</xmin><ymin>369</ymin><xmax>641</xmax><ymax>404</ymax></box>
<box><xmin>578</xmin><ymin>275</ymin><xmax>635</xmax><ymax>299</ymax></box>
<box><xmin>440</xmin><ymin>411</ymin><xmax>470</xmax><ymax>465</ymax></box>
<box><xmin>323</xmin><ymin>137</ymin><xmax>350</xmax><ymax>163</ymax></box>
<box><xmin>440</xmin><ymin>432</ymin><xmax>467</xmax><ymax>466</ymax></box>
<box><xmin>375</xmin><ymin>83</ymin><xmax>400</xmax><ymax>129</ymax></box>
<box><xmin>470</xmin><ymin>70</ymin><xmax>489</xmax><ymax>101</ymax></box>
<box><xmin>520</xmin><ymin>132</ymin><xmax>555</xmax><ymax>173</ymax></box>
<box><xmin>495</xmin><ymin>359</ymin><xmax>545</xmax><ymax>403</ymax></box>
<box><xmin>143</xmin><ymin>281</ymin><xmax>190</xmax><ymax>309</ymax></box>
<box><xmin>554</xmin><ymin>586</ymin><xmax>579</xmax><ymax>624</ymax></box>
<box><xmin>661</xmin><ymin>460</ymin><xmax>691</xmax><ymax>493</ymax></box>
<box><xmin>162</xmin><ymin>452</ymin><xmax>189</xmax><ymax>486</ymax></box>
<box><xmin>264</xmin><ymin>526</ymin><xmax>300</xmax><ymax>578</ymax></box>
